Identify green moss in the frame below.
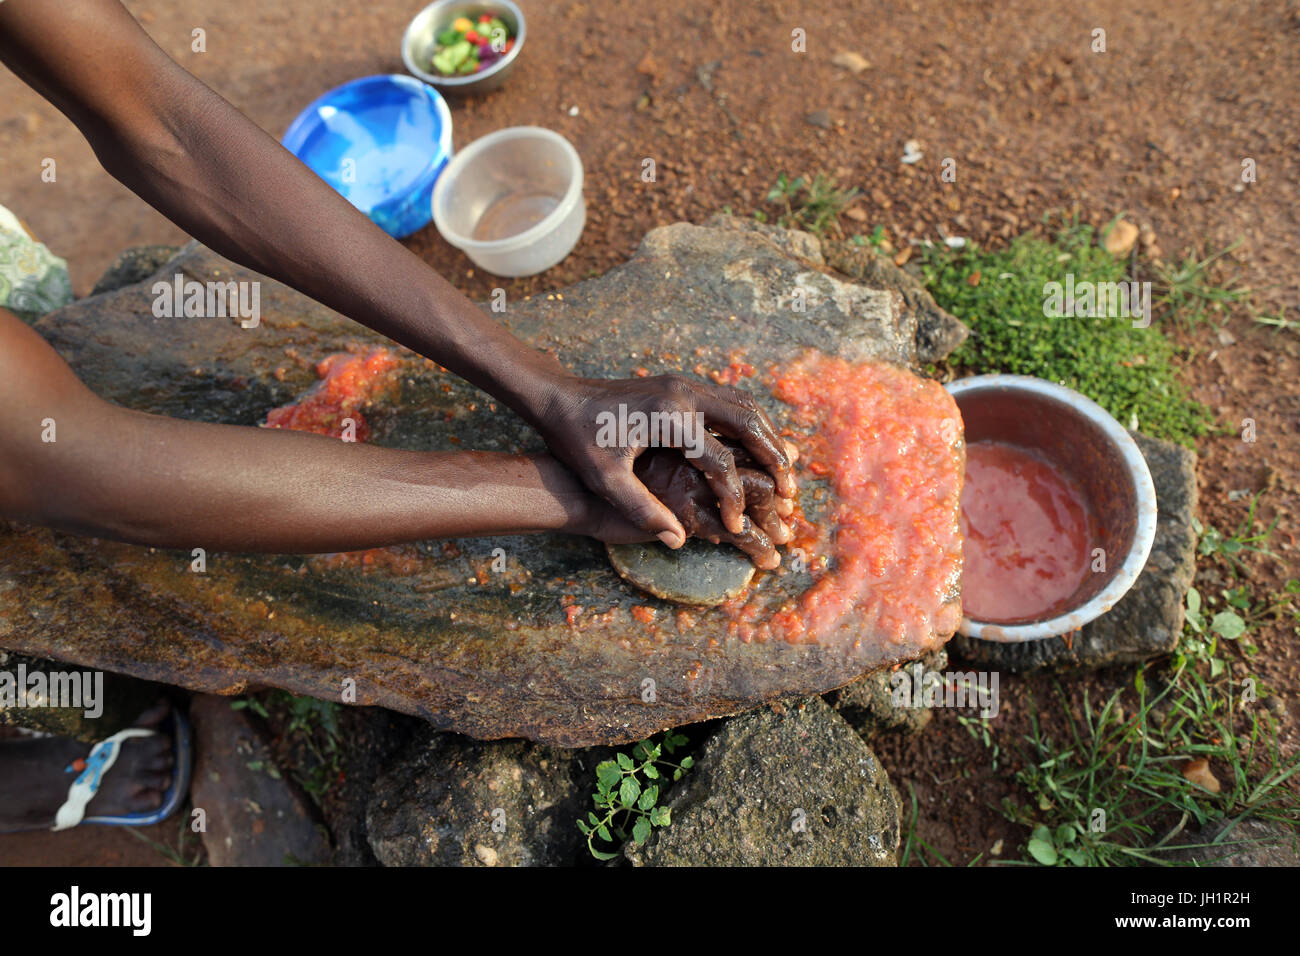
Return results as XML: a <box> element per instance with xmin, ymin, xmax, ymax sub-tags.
<box><xmin>919</xmin><ymin>221</ymin><xmax>1214</xmax><ymax>445</ymax></box>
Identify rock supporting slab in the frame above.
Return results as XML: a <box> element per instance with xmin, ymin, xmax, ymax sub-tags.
<box><xmin>189</xmin><ymin>694</ymin><xmax>333</xmax><ymax>866</ymax></box>
<box><xmin>825</xmin><ymin>648</ymin><xmax>949</xmax><ymax>739</ymax></box>
<box><xmin>623</xmin><ymin>696</ymin><xmax>900</xmax><ymax>866</ymax></box>
<box><xmin>365</xmin><ymin>729</ymin><xmax>599</xmax><ymax>866</ymax></box>
<box><xmin>0</xmin><ymin>219</ymin><xmax>968</xmax><ymax>745</ymax></box>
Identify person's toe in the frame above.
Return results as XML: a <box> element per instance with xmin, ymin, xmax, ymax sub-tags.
<box><xmin>131</xmin><ymin>772</ymin><xmax>172</xmax><ymax>794</ymax></box>
<box><xmin>142</xmin><ymin>735</ymin><xmax>172</xmax><ymax>759</ymax></box>
<box><xmin>134</xmin><ymin>699</ymin><xmax>172</xmax><ymax>728</ymax></box>
<box><xmin>127</xmin><ymin>789</ymin><xmax>164</xmax><ymax>813</ymax></box>
<box><xmin>145</xmin><ymin>752</ymin><xmax>174</xmax><ymax>773</ymax></box>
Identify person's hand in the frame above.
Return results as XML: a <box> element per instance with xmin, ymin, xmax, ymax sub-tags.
<box><xmin>532</xmin><ymin>374</ymin><xmax>798</xmax><ymax>548</ymax></box>
<box><xmin>630</xmin><ymin>444</ymin><xmax>796</xmax><ymax>570</ymax></box>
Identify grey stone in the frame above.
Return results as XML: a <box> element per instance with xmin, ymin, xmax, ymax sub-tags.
<box><xmin>189</xmin><ymin>694</ymin><xmax>333</xmax><ymax>867</ymax></box>
<box><xmin>365</xmin><ymin>730</ymin><xmax>600</xmax><ymax>866</ymax></box>
<box><xmin>0</xmin><ymin>651</ymin><xmax>160</xmax><ymax>743</ymax></box>
<box><xmin>606</xmin><ymin>539</ymin><xmax>755</xmax><ymax>606</ymax></box>
<box><xmin>89</xmin><ymin>244</ymin><xmax>183</xmax><ymax>297</ymax></box>
<box><xmin>950</xmin><ymin>432</ymin><xmax>1197</xmax><ymax>672</ymax></box>
<box><xmin>1165</xmin><ymin>818</ymin><xmax>1300</xmax><ymax>867</ymax></box>
<box><xmin>624</xmin><ymin>696</ymin><xmax>900</xmax><ymax>866</ymax></box>
<box><xmin>704</xmin><ymin>214</ymin><xmax>827</xmax><ymax>266</ymax></box>
<box><xmin>705</xmin><ymin>214</ymin><xmax>971</xmax><ymax>366</ymax></box>
<box><xmin>1</xmin><ymin>218</ymin><xmax>960</xmax><ymax>746</ymax></box>
<box><xmin>825</xmin><ymin>648</ymin><xmax>948</xmax><ymax>739</ymax></box>
<box><xmin>820</xmin><ymin>238</ymin><xmax>970</xmax><ymax>364</ymax></box>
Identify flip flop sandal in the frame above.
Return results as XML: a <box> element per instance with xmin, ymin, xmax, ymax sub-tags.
<box><xmin>52</xmin><ymin>708</ymin><xmax>193</xmax><ymax>831</ymax></box>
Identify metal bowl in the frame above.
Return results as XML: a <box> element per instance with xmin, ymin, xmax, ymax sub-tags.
<box><xmin>402</xmin><ymin>0</ymin><xmax>526</xmax><ymax>94</ymax></box>
<box><xmin>946</xmin><ymin>375</ymin><xmax>1158</xmax><ymax>642</ymax></box>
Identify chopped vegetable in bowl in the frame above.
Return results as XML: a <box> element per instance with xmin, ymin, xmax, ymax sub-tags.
<box><xmin>431</xmin><ymin>13</ymin><xmax>515</xmax><ymax>76</ymax></box>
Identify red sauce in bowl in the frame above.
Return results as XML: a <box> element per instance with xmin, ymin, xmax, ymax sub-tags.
<box><xmin>959</xmin><ymin>441</ymin><xmax>1095</xmax><ymax>623</ymax></box>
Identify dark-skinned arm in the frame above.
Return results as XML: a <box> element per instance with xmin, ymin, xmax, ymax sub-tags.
<box><xmin>0</xmin><ymin>307</ymin><xmax>787</xmax><ymax>565</ymax></box>
<box><xmin>0</xmin><ymin>0</ymin><xmax>797</xmax><ymax>547</ymax></box>
<box><xmin>0</xmin><ymin>307</ymin><xmax>639</xmax><ymax>552</ymax></box>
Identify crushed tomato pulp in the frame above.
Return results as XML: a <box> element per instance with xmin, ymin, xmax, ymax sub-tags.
<box><xmin>264</xmin><ymin>348</ymin><xmax>402</xmax><ymax>442</ymax></box>
<box><xmin>735</xmin><ymin>354</ymin><xmax>963</xmax><ymax>649</ymax></box>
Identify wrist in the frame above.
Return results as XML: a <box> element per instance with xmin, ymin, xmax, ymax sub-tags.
<box><xmin>527</xmin><ymin>453</ymin><xmax>597</xmax><ymax>535</ymax></box>
<box><xmin>504</xmin><ymin>358</ymin><xmax>575</xmax><ymax>429</ymax></box>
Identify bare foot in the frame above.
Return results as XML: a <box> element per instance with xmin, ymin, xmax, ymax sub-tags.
<box><xmin>0</xmin><ymin>700</ymin><xmax>176</xmax><ymax>832</ymax></box>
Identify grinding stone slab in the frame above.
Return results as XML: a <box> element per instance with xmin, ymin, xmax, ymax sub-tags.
<box><xmin>0</xmin><ymin>219</ymin><xmax>966</xmax><ymax>746</ymax></box>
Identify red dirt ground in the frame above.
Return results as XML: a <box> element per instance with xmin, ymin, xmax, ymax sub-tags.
<box><xmin>0</xmin><ymin>0</ymin><xmax>1295</xmax><ymax>866</ymax></box>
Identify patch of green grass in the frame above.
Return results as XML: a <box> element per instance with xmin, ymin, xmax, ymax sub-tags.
<box><xmin>918</xmin><ymin>218</ymin><xmax>1215</xmax><ymax>445</ymax></box>
<box><xmin>1193</xmin><ymin>491</ymin><xmax>1280</xmax><ymax>578</ymax></box>
<box><xmin>765</xmin><ymin>173</ymin><xmax>860</xmax><ymax>237</ymax></box>
<box><xmin>998</xmin><ymin>656</ymin><xmax>1300</xmax><ymax>866</ymax></box>
<box><xmin>1154</xmin><ymin>241</ymin><xmax>1251</xmax><ymax>327</ymax></box>
<box><xmin>578</xmin><ymin>731</ymin><xmax>693</xmax><ymax>861</ymax></box>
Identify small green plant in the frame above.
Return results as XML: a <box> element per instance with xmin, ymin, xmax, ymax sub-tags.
<box><xmin>1261</xmin><ymin>579</ymin><xmax>1300</xmax><ymax>634</ymax></box>
<box><xmin>1153</xmin><ymin>241</ymin><xmax>1251</xmax><ymax>326</ymax></box>
<box><xmin>1193</xmin><ymin>492</ymin><xmax>1279</xmax><ymax>577</ymax></box>
<box><xmin>232</xmin><ymin>692</ymin><xmax>343</xmax><ymax>802</ymax></box>
<box><xmin>850</xmin><ymin>224</ymin><xmax>888</xmax><ymax>248</ymax></box>
<box><xmin>230</xmin><ymin>697</ymin><xmax>269</xmax><ymax>718</ymax></box>
<box><xmin>1177</xmin><ymin>586</ymin><xmax>1247</xmax><ymax>676</ymax></box>
<box><xmin>765</xmin><ymin>173</ymin><xmax>860</xmax><ymax>237</ymax></box>
<box><xmin>579</xmin><ymin>732</ymin><xmax>693</xmax><ymax>860</ymax></box>
<box><xmin>955</xmin><ymin>713</ymin><xmax>1000</xmax><ymax>771</ymax></box>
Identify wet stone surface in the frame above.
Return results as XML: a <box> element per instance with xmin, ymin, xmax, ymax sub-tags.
<box><xmin>0</xmin><ymin>219</ymin><xmax>967</xmax><ymax>746</ymax></box>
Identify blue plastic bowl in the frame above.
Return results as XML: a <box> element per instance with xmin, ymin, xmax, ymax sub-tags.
<box><xmin>283</xmin><ymin>75</ymin><xmax>453</xmax><ymax>239</ymax></box>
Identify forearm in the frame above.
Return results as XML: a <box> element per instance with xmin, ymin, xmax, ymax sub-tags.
<box><xmin>23</xmin><ymin>408</ymin><xmax>594</xmax><ymax>553</ymax></box>
<box><xmin>0</xmin><ymin>307</ymin><xmax>590</xmax><ymax>550</ymax></box>
<box><xmin>98</xmin><ymin>82</ymin><xmax>563</xmax><ymax>422</ymax></box>
<box><xmin>0</xmin><ymin>0</ymin><xmax>565</xmax><ymax>423</ymax></box>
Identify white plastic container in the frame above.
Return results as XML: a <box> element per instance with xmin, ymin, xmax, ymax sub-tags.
<box><xmin>431</xmin><ymin>126</ymin><xmax>585</xmax><ymax>277</ymax></box>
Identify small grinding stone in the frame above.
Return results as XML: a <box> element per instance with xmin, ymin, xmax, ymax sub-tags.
<box><xmin>606</xmin><ymin>539</ymin><xmax>756</xmax><ymax>606</ymax></box>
